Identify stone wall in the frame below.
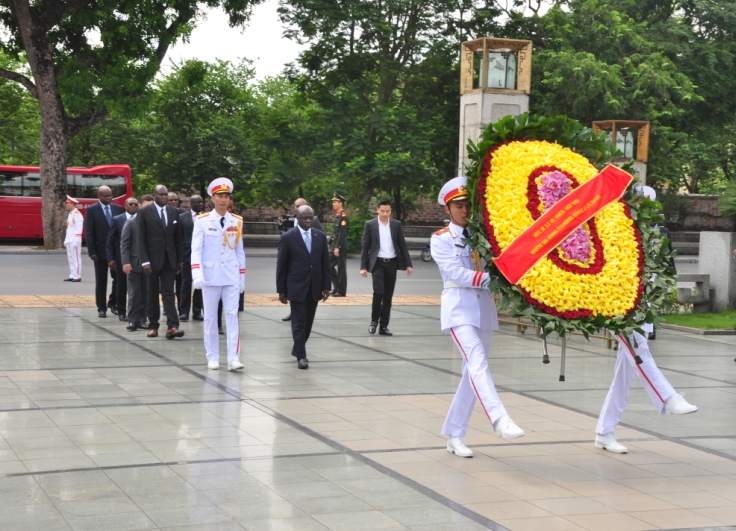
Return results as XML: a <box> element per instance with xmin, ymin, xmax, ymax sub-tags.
<box><xmin>681</xmin><ymin>195</ymin><xmax>733</xmax><ymax>232</ymax></box>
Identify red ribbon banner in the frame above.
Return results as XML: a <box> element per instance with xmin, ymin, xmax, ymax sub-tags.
<box><xmin>493</xmin><ymin>164</ymin><xmax>634</xmax><ymax>284</ymax></box>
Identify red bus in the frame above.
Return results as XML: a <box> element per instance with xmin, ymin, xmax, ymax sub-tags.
<box><xmin>0</xmin><ymin>164</ymin><xmax>133</xmax><ymax>239</ymax></box>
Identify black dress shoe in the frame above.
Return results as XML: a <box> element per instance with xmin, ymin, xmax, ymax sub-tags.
<box><xmin>135</xmin><ymin>321</ymin><xmax>149</xmax><ymax>330</ymax></box>
<box><xmin>298</xmin><ymin>358</ymin><xmax>309</xmax><ymax>370</ymax></box>
<box><xmin>379</xmin><ymin>327</ymin><xmax>393</xmax><ymax>336</ymax></box>
<box><xmin>192</xmin><ymin>313</ymin><xmax>204</xmax><ymax>321</ymax></box>
<box><xmin>291</xmin><ymin>348</ymin><xmax>296</xmax><ymax>358</ymax></box>
<box><xmin>98</xmin><ymin>310</ymin><xmax>106</xmax><ymax>318</ymax></box>
<box><xmin>179</xmin><ymin>314</ymin><xmax>189</xmax><ymax>321</ymax></box>
<box><xmin>70</xmin><ymin>278</ymin><xmax>81</xmax><ymax>282</ymax></box>
<box><xmin>369</xmin><ymin>321</ymin><xmax>377</xmax><ymax>334</ymax></box>
<box><xmin>332</xmin><ymin>293</ymin><xmax>346</xmax><ymax>298</ymax></box>
<box><xmin>127</xmin><ymin>322</ymin><xmax>138</xmax><ymax>331</ymax></box>
<box><xmin>282</xmin><ymin>314</ymin><xmax>292</xmax><ymax>322</ymax></box>
<box><xmin>218</xmin><ymin>327</ymin><xmax>224</xmax><ymax>335</ymax></box>
<box><xmin>63</xmin><ymin>278</ymin><xmax>73</xmax><ymax>282</ymax></box>
<box><xmin>118</xmin><ymin>314</ymin><xmax>127</xmax><ymax>321</ymax></box>
<box><xmin>107</xmin><ymin>300</ymin><xmax>118</xmax><ymax>315</ymax></box>
<box><xmin>648</xmin><ymin>331</ymin><xmax>656</xmax><ymax>340</ymax></box>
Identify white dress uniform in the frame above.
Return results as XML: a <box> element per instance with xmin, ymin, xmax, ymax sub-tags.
<box><xmin>596</xmin><ymin>185</ymin><xmax>696</xmax><ymax>449</ymax></box>
<box><xmin>191</xmin><ymin>179</ymin><xmax>246</xmax><ymax>368</ymax></box>
<box><xmin>432</xmin><ymin>177</ymin><xmax>522</xmax><ymax>449</ymax></box>
<box><xmin>64</xmin><ymin>197</ymin><xmax>83</xmax><ymax>280</ymax></box>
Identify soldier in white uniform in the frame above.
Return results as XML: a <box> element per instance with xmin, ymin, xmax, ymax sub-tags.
<box><xmin>595</xmin><ymin>186</ymin><xmax>697</xmax><ymax>454</ymax></box>
<box><xmin>191</xmin><ymin>178</ymin><xmax>246</xmax><ymax>371</ymax></box>
<box><xmin>63</xmin><ymin>196</ymin><xmax>83</xmax><ymax>282</ymax></box>
<box><xmin>432</xmin><ymin>176</ymin><xmax>525</xmax><ymax>458</ymax></box>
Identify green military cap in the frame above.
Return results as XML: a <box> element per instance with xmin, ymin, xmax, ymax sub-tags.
<box><xmin>332</xmin><ymin>192</ymin><xmax>346</xmax><ymax>203</ymax></box>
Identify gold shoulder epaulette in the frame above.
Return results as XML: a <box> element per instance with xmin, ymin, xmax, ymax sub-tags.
<box><xmin>231</xmin><ymin>213</ymin><xmax>242</xmax><ymax>220</ymax></box>
<box><xmin>433</xmin><ymin>227</ymin><xmax>450</xmax><ymax>235</ymax></box>
<box><xmin>197</xmin><ymin>212</ymin><xmax>209</xmax><ymax>218</ymax></box>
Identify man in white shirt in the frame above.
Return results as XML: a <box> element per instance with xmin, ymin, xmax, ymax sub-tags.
<box><xmin>63</xmin><ymin>196</ymin><xmax>83</xmax><ymax>282</ymax></box>
<box><xmin>359</xmin><ymin>199</ymin><xmax>413</xmax><ymax>335</ymax></box>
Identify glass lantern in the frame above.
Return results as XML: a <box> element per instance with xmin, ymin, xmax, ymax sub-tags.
<box><xmin>487</xmin><ymin>51</ymin><xmax>517</xmax><ymax>90</ymax></box>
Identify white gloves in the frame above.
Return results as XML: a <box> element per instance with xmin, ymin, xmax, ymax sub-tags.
<box><xmin>240</xmin><ymin>277</ymin><xmax>245</xmax><ymax>294</ymax></box>
<box><xmin>193</xmin><ymin>276</ymin><xmax>204</xmax><ymax>290</ymax></box>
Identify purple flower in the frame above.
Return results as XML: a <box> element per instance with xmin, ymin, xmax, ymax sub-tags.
<box><xmin>538</xmin><ymin>171</ymin><xmax>591</xmax><ymax>261</ymax></box>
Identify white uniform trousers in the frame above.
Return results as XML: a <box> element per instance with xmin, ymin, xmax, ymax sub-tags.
<box><xmin>202</xmin><ymin>285</ymin><xmax>241</xmax><ymax>363</ymax></box>
<box><xmin>596</xmin><ymin>330</ymin><xmax>675</xmax><ymax>435</ymax></box>
<box><xmin>441</xmin><ymin>325</ymin><xmax>509</xmax><ymax>438</ymax></box>
<box><xmin>65</xmin><ymin>242</ymin><xmax>82</xmax><ymax>280</ymax></box>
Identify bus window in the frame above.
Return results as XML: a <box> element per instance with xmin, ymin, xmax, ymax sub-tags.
<box><xmin>0</xmin><ymin>171</ymin><xmax>41</xmax><ymax>197</ymax></box>
<box><xmin>0</xmin><ymin>172</ymin><xmax>23</xmax><ymax>196</ymax></box>
<box><xmin>76</xmin><ymin>173</ymin><xmax>127</xmax><ymax>198</ymax></box>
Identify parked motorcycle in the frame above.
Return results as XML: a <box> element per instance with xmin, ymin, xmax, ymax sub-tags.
<box><xmin>421</xmin><ymin>239</ymin><xmax>432</xmax><ymax>262</ymax></box>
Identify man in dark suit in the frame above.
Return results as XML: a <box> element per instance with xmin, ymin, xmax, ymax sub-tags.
<box><xmin>360</xmin><ymin>198</ymin><xmax>413</xmax><ymax>336</ymax></box>
<box><xmin>121</xmin><ymin>195</ymin><xmax>153</xmax><ymax>331</ymax></box>
<box><xmin>138</xmin><ymin>184</ymin><xmax>185</xmax><ymax>339</ymax></box>
<box><xmin>84</xmin><ymin>185</ymin><xmax>124</xmax><ymax>318</ymax></box>
<box><xmin>168</xmin><ymin>192</ymin><xmax>186</xmax><ymax>310</ymax></box>
<box><xmin>106</xmin><ymin>197</ymin><xmax>139</xmax><ymax>322</ymax></box>
<box><xmin>277</xmin><ymin>205</ymin><xmax>331</xmax><ymax>369</ymax></box>
<box><xmin>179</xmin><ymin>195</ymin><xmax>204</xmax><ymax>321</ymax></box>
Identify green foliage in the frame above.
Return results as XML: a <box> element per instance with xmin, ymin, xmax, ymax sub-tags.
<box><xmin>0</xmin><ymin>52</ymin><xmax>39</xmax><ymax>165</ymax></box>
<box><xmin>663</xmin><ymin>310</ymin><xmax>736</xmax><ymax>330</ymax></box>
<box><xmin>465</xmin><ymin>113</ymin><xmax>676</xmax><ymax>340</ymax></box>
<box><xmin>660</xmin><ymin>192</ymin><xmax>692</xmax><ymax>230</ymax></box>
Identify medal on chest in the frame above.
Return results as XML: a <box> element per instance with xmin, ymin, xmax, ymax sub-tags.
<box><xmin>222</xmin><ymin>225</ymin><xmax>240</xmax><ymax>249</ymax></box>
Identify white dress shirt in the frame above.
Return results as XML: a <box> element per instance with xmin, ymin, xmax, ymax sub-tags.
<box><xmin>377</xmin><ymin>219</ymin><xmax>396</xmax><ymax>258</ymax></box>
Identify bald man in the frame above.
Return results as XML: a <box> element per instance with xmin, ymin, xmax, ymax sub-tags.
<box><xmin>85</xmin><ymin>186</ymin><xmax>124</xmax><ymax>317</ymax></box>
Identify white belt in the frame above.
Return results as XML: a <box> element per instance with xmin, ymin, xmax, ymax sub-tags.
<box><xmin>443</xmin><ymin>280</ymin><xmax>464</xmax><ymax>289</ymax></box>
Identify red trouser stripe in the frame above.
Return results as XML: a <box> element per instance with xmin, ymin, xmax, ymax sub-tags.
<box><xmin>450</xmin><ymin>328</ymin><xmax>494</xmax><ymax>425</ymax></box>
<box><xmin>618</xmin><ymin>334</ymin><xmax>665</xmax><ymax>403</ymax></box>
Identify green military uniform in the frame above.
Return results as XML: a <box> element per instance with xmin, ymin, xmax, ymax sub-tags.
<box><xmin>330</xmin><ymin>193</ymin><xmax>349</xmax><ymax>296</ymax></box>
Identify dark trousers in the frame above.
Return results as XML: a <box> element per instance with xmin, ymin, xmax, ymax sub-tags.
<box><xmin>146</xmin><ymin>258</ymin><xmax>178</xmax><ymax>330</ymax></box>
<box><xmin>175</xmin><ymin>272</ymin><xmax>182</xmax><ymax>310</ymax></box>
<box><xmin>93</xmin><ymin>259</ymin><xmax>117</xmax><ymax>312</ymax></box>
<box><xmin>127</xmin><ymin>271</ymin><xmax>148</xmax><ymax>324</ymax></box>
<box><xmin>179</xmin><ymin>263</ymin><xmax>203</xmax><ymax>317</ymax></box>
<box><xmin>330</xmin><ymin>251</ymin><xmax>347</xmax><ymax>295</ymax></box>
<box><xmin>115</xmin><ymin>261</ymin><xmax>128</xmax><ymax>317</ymax></box>
<box><xmin>371</xmin><ymin>259</ymin><xmax>398</xmax><ymax>327</ymax></box>
<box><xmin>290</xmin><ymin>292</ymin><xmax>319</xmax><ymax>360</ymax></box>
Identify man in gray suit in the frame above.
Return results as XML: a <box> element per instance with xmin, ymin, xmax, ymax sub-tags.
<box><xmin>360</xmin><ymin>198</ymin><xmax>413</xmax><ymax>336</ymax></box>
<box><xmin>121</xmin><ymin>195</ymin><xmax>154</xmax><ymax>331</ymax></box>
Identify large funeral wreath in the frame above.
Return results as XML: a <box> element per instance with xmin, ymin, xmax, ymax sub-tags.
<box><xmin>464</xmin><ymin>113</ymin><xmax>676</xmax><ymax>339</ymax></box>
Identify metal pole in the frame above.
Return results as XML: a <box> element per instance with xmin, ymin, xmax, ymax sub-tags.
<box><xmin>542</xmin><ymin>337</ymin><xmax>550</xmax><ymax>364</ymax></box>
<box><xmin>559</xmin><ymin>334</ymin><xmax>566</xmax><ymax>382</ymax></box>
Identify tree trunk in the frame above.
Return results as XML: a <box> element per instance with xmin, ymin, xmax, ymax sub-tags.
<box><xmin>38</xmin><ymin>108</ymin><xmax>68</xmax><ymax>249</ymax></box>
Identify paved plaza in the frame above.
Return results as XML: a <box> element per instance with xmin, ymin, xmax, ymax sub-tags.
<box><xmin>0</xmin><ymin>301</ymin><xmax>736</xmax><ymax>530</ymax></box>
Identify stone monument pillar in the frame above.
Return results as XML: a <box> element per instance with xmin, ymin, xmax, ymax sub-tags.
<box><xmin>698</xmin><ymin>232</ymin><xmax>736</xmax><ymax>312</ymax></box>
<box><xmin>458</xmin><ymin>38</ymin><xmax>532</xmax><ymax>173</ymax></box>
<box><xmin>592</xmin><ymin>121</ymin><xmax>650</xmax><ymax>185</ymax></box>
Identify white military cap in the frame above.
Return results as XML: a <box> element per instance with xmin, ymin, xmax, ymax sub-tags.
<box><xmin>207</xmin><ymin>177</ymin><xmax>234</xmax><ymax>197</ymax></box>
<box><xmin>66</xmin><ymin>195</ymin><xmax>79</xmax><ymax>204</ymax></box>
<box><xmin>635</xmin><ymin>185</ymin><xmax>656</xmax><ymax>201</ymax></box>
<box><xmin>438</xmin><ymin>176</ymin><xmax>469</xmax><ymax>206</ymax></box>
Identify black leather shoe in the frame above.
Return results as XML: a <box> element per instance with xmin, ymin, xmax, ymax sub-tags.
<box><xmin>118</xmin><ymin>314</ymin><xmax>127</xmax><ymax>321</ymax></box>
<box><xmin>648</xmin><ymin>331</ymin><xmax>656</xmax><ymax>340</ymax></box>
<box><xmin>70</xmin><ymin>278</ymin><xmax>81</xmax><ymax>282</ymax></box>
<box><xmin>135</xmin><ymin>321</ymin><xmax>149</xmax><ymax>330</ymax></box>
<box><xmin>291</xmin><ymin>348</ymin><xmax>296</xmax><ymax>358</ymax></box>
<box><xmin>282</xmin><ymin>314</ymin><xmax>292</xmax><ymax>321</ymax></box>
<box><xmin>332</xmin><ymin>293</ymin><xmax>346</xmax><ymax>298</ymax></box>
<box><xmin>98</xmin><ymin>310</ymin><xmax>106</xmax><ymax>318</ymax></box>
<box><xmin>192</xmin><ymin>313</ymin><xmax>204</xmax><ymax>321</ymax></box>
<box><xmin>218</xmin><ymin>327</ymin><xmax>224</xmax><ymax>335</ymax></box>
<box><xmin>379</xmin><ymin>327</ymin><xmax>393</xmax><ymax>336</ymax></box>
<box><xmin>179</xmin><ymin>314</ymin><xmax>189</xmax><ymax>321</ymax></box>
<box><xmin>369</xmin><ymin>321</ymin><xmax>377</xmax><ymax>334</ymax></box>
<box><xmin>63</xmin><ymin>278</ymin><xmax>73</xmax><ymax>282</ymax></box>
<box><xmin>108</xmin><ymin>300</ymin><xmax>118</xmax><ymax>315</ymax></box>
<box><xmin>298</xmin><ymin>358</ymin><xmax>309</xmax><ymax>370</ymax></box>
<box><xmin>330</xmin><ymin>290</ymin><xmax>338</xmax><ymax>296</ymax></box>
<box><xmin>127</xmin><ymin>322</ymin><xmax>138</xmax><ymax>331</ymax></box>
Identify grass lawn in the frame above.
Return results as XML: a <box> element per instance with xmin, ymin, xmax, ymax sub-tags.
<box><xmin>662</xmin><ymin>310</ymin><xmax>736</xmax><ymax>330</ymax></box>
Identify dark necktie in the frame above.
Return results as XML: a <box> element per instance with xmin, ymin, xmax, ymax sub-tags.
<box><xmin>160</xmin><ymin>207</ymin><xmax>166</xmax><ymax>227</ymax></box>
<box><xmin>220</xmin><ymin>216</ymin><xmax>225</xmax><ymax>228</ymax></box>
<box><xmin>104</xmin><ymin>205</ymin><xmax>112</xmax><ymax>226</ymax></box>
<box><xmin>463</xmin><ymin>228</ymin><xmax>470</xmax><ymax>239</ymax></box>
